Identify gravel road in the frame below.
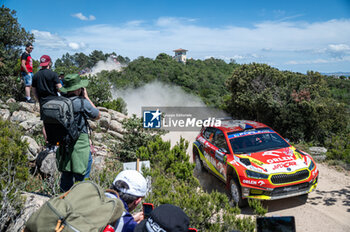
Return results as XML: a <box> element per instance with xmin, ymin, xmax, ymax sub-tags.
<box><xmin>164</xmin><ymin>132</ymin><xmax>350</xmax><ymax>231</ymax></box>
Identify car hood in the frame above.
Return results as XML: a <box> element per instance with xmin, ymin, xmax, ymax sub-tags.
<box><xmin>237</xmin><ymin>147</ymin><xmax>310</xmax><ymax>174</ymax></box>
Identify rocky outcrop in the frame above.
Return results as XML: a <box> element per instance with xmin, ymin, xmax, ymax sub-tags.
<box><xmin>21</xmin><ymin>136</ymin><xmax>41</xmax><ymax>161</ymax></box>
<box><xmin>6</xmin><ymin>193</ymin><xmax>50</xmax><ymax>232</ymax></box>
<box><xmin>309</xmin><ymin>146</ymin><xmax>327</xmax><ymax>161</ymax></box>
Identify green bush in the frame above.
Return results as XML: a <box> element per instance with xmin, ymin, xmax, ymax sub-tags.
<box><xmin>248</xmin><ymin>199</ymin><xmax>268</xmax><ymax>216</ymax></box>
<box><xmin>86</xmin><ymin>72</ymin><xmax>112</xmax><ymax>105</ymax></box>
<box><xmin>325</xmin><ymin>132</ymin><xmax>350</xmax><ymax>164</ymax></box>
<box><xmin>100</xmin><ymin>98</ymin><xmax>127</xmax><ymax>115</ymax></box>
<box><xmin>112</xmin><ymin>115</ymin><xmax>166</xmax><ymax>162</ymax></box>
<box><xmin>225</xmin><ymin>63</ymin><xmax>348</xmax><ymax>144</ymax></box>
<box><xmin>0</xmin><ymin>119</ymin><xmax>29</xmax><ymax>230</ymax></box>
<box><xmin>137</xmin><ymin>137</ymin><xmax>255</xmax><ymax>232</ymax></box>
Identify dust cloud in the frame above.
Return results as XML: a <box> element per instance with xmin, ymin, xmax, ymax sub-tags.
<box><xmin>111</xmin><ymin>81</ymin><xmax>208</xmax><ymax>158</ymax></box>
<box><xmin>90</xmin><ymin>57</ymin><xmax>125</xmax><ymax>76</ymax></box>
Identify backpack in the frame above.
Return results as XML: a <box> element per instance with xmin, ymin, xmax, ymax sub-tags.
<box><xmin>41</xmin><ymin>96</ymin><xmax>81</xmax><ymax>147</ymax></box>
<box><xmin>25</xmin><ymin>181</ymin><xmax>125</xmax><ymax>232</ymax></box>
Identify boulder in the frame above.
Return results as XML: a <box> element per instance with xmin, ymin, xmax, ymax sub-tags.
<box><xmin>309</xmin><ymin>146</ymin><xmax>327</xmax><ymax>161</ymax></box>
<box><xmin>88</xmin><ymin>120</ymin><xmax>98</xmax><ymax>130</ymax></box>
<box><xmin>93</xmin><ymin>155</ymin><xmax>105</xmax><ymax>170</ymax></box>
<box><xmin>40</xmin><ymin>152</ymin><xmax>58</xmax><ymax>175</ymax></box>
<box><xmin>21</xmin><ymin>136</ymin><xmax>40</xmax><ymax>161</ymax></box>
<box><xmin>93</xmin><ymin>132</ymin><xmax>105</xmax><ymax>142</ymax></box>
<box><xmin>6</xmin><ymin>98</ymin><xmax>16</xmax><ymax>104</ymax></box>
<box><xmin>19</xmin><ymin>118</ymin><xmax>42</xmax><ymax>133</ymax></box>
<box><xmin>109</xmin><ymin>109</ymin><xmax>128</xmax><ymax>123</ymax></box>
<box><xmin>309</xmin><ymin>146</ymin><xmax>327</xmax><ymax>155</ymax></box>
<box><xmin>19</xmin><ymin>102</ymin><xmax>39</xmax><ymax>113</ymax></box>
<box><xmin>0</xmin><ymin>103</ymin><xmax>9</xmax><ymax>109</ymax></box>
<box><xmin>10</xmin><ymin>111</ymin><xmax>37</xmax><ymax>123</ymax></box>
<box><xmin>97</xmin><ymin>106</ymin><xmax>109</xmax><ymax>112</ymax></box>
<box><xmin>107</xmin><ymin>130</ymin><xmax>124</xmax><ymax>140</ymax></box>
<box><xmin>0</xmin><ymin>108</ymin><xmax>10</xmax><ymax>121</ymax></box>
<box><xmin>6</xmin><ymin>192</ymin><xmax>49</xmax><ymax>232</ymax></box>
<box><xmin>109</xmin><ymin>120</ymin><xmax>125</xmax><ymax>134</ymax></box>
<box><xmin>98</xmin><ymin>111</ymin><xmax>111</xmax><ymax>130</ymax></box>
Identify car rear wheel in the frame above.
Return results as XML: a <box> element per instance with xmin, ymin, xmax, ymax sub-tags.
<box><xmin>230</xmin><ymin>179</ymin><xmax>247</xmax><ymax>207</ymax></box>
<box><xmin>193</xmin><ymin>148</ymin><xmax>204</xmax><ymax>172</ymax></box>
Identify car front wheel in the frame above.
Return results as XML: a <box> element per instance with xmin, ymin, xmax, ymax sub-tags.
<box><xmin>230</xmin><ymin>179</ymin><xmax>247</xmax><ymax>207</ymax></box>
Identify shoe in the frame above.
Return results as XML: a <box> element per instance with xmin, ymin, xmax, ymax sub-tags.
<box><xmin>26</xmin><ymin>99</ymin><xmax>36</xmax><ymax>104</ymax></box>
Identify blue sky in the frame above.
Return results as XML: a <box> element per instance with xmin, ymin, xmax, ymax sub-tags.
<box><xmin>3</xmin><ymin>0</ymin><xmax>350</xmax><ymax>73</ymax></box>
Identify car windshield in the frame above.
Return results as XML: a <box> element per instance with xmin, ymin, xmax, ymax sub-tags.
<box><xmin>229</xmin><ymin>131</ymin><xmax>290</xmax><ymax>154</ymax></box>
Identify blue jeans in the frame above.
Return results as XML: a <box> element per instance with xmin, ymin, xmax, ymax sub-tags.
<box><xmin>60</xmin><ymin>152</ymin><xmax>93</xmax><ymax>192</ymax></box>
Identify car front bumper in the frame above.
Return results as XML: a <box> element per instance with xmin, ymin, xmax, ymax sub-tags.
<box><xmin>242</xmin><ymin>176</ymin><xmax>318</xmax><ymax>200</ymax></box>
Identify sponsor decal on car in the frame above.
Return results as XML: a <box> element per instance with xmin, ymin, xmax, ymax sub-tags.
<box><xmin>250</xmin><ymin>158</ymin><xmax>264</xmax><ymax>166</ymax></box>
<box><xmin>272</xmin><ymin>161</ymin><xmax>297</xmax><ymax>170</ymax></box>
<box><xmin>243</xmin><ymin>179</ymin><xmax>257</xmax><ymax>185</ymax></box>
<box><xmin>266</xmin><ymin>156</ymin><xmax>294</xmax><ymax>164</ymax></box>
<box><xmin>258</xmin><ymin>180</ymin><xmax>265</xmax><ymax>186</ymax></box>
<box><xmin>227</xmin><ymin>129</ymin><xmax>274</xmax><ymax>139</ymax></box>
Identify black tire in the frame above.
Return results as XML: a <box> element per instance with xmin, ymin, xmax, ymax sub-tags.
<box><xmin>193</xmin><ymin>148</ymin><xmax>204</xmax><ymax>172</ymax></box>
<box><xmin>229</xmin><ymin>178</ymin><xmax>248</xmax><ymax>207</ymax></box>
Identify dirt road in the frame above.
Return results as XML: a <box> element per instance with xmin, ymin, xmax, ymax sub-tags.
<box><xmin>263</xmin><ymin>163</ymin><xmax>350</xmax><ymax>232</ymax></box>
<box><xmin>195</xmin><ymin>161</ymin><xmax>350</xmax><ymax>232</ymax></box>
<box><xmin>165</xmin><ymin>132</ymin><xmax>350</xmax><ymax>231</ymax></box>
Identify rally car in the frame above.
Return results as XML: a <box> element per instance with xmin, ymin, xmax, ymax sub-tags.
<box><xmin>193</xmin><ymin>119</ymin><xmax>319</xmax><ymax>207</ymax></box>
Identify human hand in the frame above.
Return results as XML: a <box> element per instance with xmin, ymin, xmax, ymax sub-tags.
<box><xmin>132</xmin><ymin>212</ymin><xmax>144</xmax><ymax>223</ymax></box>
<box><xmin>81</xmin><ymin>88</ymin><xmax>88</xmax><ymax>98</ymax></box>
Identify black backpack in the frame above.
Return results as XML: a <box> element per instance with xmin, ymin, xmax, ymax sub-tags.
<box><xmin>41</xmin><ymin>96</ymin><xmax>83</xmax><ymax>147</ymax></box>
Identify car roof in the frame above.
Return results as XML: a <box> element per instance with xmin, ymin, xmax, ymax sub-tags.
<box><xmin>208</xmin><ymin>119</ymin><xmax>270</xmax><ymax>134</ymax></box>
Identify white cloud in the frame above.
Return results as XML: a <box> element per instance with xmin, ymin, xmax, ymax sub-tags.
<box><xmin>32</xmin><ymin>17</ymin><xmax>350</xmax><ymax>72</ymax></box>
<box><xmin>32</xmin><ymin>29</ymin><xmax>87</xmax><ymax>52</ymax></box>
<box><xmin>72</xmin><ymin>13</ymin><xmax>96</xmax><ymax>21</ymax></box>
<box><xmin>125</xmin><ymin>20</ymin><xmax>144</xmax><ymax>27</ymax></box>
<box><xmin>68</xmin><ymin>42</ymin><xmax>86</xmax><ymax>50</ymax></box>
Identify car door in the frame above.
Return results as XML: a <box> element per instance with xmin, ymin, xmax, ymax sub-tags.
<box><xmin>212</xmin><ymin>129</ymin><xmax>229</xmax><ymax>181</ymax></box>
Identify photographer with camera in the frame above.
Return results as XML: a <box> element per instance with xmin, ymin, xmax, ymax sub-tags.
<box><xmin>56</xmin><ymin>74</ymin><xmax>100</xmax><ymax>192</ymax></box>
<box><xmin>105</xmin><ymin>170</ymin><xmax>148</xmax><ymax>232</ymax></box>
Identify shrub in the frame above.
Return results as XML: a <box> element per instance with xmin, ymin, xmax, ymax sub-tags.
<box><xmin>112</xmin><ymin>115</ymin><xmax>166</xmax><ymax>162</ymax></box>
<box><xmin>0</xmin><ymin>119</ymin><xmax>29</xmax><ymax>231</ymax></box>
<box><xmin>137</xmin><ymin>137</ymin><xmax>255</xmax><ymax>232</ymax></box>
<box><xmin>100</xmin><ymin>98</ymin><xmax>127</xmax><ymax>115</ymax></box>
<box><xmin>325</xmin><ymin>132</ymin><xmax>350</xmax><ymax>164</ymax></box>
<box><xmin>86</xmin><ymin>72</ymin><xmax>112</xmax><ymax>105</ymax></box>
<box><xmin>225</xmin><ymin>63</ymin><xmax>348</xmax><ymax>144</ymax></box>
<box><xmin>248</xmin><ymin>199</ymin><xmax>268</xmax><ymax>216</ymax></box>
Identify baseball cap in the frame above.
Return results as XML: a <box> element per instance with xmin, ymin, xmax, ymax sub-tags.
<box><xmin>40</xmin><ymin>55</ymin><xmax>51</xmax><ymax>66</ymax></box>
<box><xmin>113</xmin><ymin>170</ymin><xmax>147</xmax><ymax>197</ymax></box>
<box><xmin>134</xmin><ymin>204</ymin><xmax>190</xmax><ymax>232</ymax></box>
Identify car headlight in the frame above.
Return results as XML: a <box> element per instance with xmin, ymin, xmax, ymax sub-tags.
<box><xmin>246</xmin><ymin>170</ymin><xmax>269</xmax><ymax>179</ymax></box>
<box><xmin>308</xmin><ymin>160</ymin><xmax>315</xmax><ymax>171</ymax></box>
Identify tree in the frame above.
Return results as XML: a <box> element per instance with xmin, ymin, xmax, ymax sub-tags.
<box><xmin>225</xmin><ymin>63</ymin><xmax>348</xmax><ymax>144</ymax></box>
<box><xmin>0</xmin><ymin>5</ymin><xmax>34</xmax><ymax>100</ymax></box>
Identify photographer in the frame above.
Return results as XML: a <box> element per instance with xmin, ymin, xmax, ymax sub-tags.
<box><xmin>105</xmin><ymin>170</ymin><xmax>148</xmax><ymax>232</ymax></box>
<box><xmin>56</xmin><ymin>74</ymin><xmax>100</xmax><ymax>192</ymax></box>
